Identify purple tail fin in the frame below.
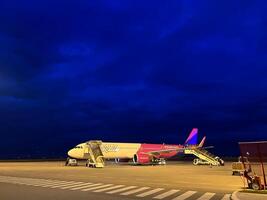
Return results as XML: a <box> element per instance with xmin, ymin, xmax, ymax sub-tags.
<box><xmin>185</xmin><ymin>128</ymin><xmax>198</xmax><ymax>145</ymax></box>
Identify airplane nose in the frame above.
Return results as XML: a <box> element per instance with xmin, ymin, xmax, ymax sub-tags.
<box><xmin>67</xmin><ymin>149</ymin><xmax>75</xmax><ymax>158</ymax></box>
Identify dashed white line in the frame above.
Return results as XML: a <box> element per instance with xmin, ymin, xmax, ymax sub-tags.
<box><xmin>196</xmin><ymin>192</ymin><xmax>216</xmax><ymax>200</ymax></box>
<box><xmin>120</xmin><ymin>187</ymin><xmax>150</xmax><ymax>195</ymax></box>
<box><xmin>153</xmin><ymin>189</ymin><xmax>180</xmax><ymax>199</ymax></box>
<box><xmin>24</xmin><ymin>180</ymin><xmax>70</xmax><ymax>187</ymax></box>
<box><xmin>60</xmin><ymin>182</ymin><xmax>93</xmax><ymax>189</ymax></box>
<box><xmin>93</xmin><ymin>185</ymin><xmax>125</xmax><ymax>193</ymax></box>
<box><xmin>82</xmin><ymin>184</ymin><xmax>113</xmax><ymax>191</ymax></box>
<box><xmin>70</xmin><ymin>183</ymin><xmax>102</xmax><ymax>191</ymax></box>
<box><xmin>221</xmin><ymin>194</ymin><xmax>231</xmax><ymax>200</ymax></box>
<box><xmin>0</xmin><ymin>176</ymin><xmax>231</xmax><ymax>200</ymax></box>
<box><xmin>136</xmin><ymin>188</ymin><xmax>164</xmax><ymax>197</ymax></box>
<box><xmin>172</xmin><ymin>191</ymin><xmax>197</xmax><ymax>200</ymax></box>
<box><xmin>106</xmin><ymin>186</ymin><xmax>137</xmax><ymax>194</ymax></box>
<box><xmin>50</xmin><ymin>182</ymin><xmax>84</xmax><ymax>188</ymax></box>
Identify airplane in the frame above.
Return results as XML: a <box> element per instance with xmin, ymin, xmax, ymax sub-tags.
<box><xmin>66</xmin><ymin>128</ymin><xmax>209</xmax><ymax>167</ymax></box>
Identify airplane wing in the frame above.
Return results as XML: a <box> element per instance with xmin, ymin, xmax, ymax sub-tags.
<box><xmin>145</xmin><ymin>148</ymin><xmax>184</xmax><ymax>156</ymax></box>
<box><xmin>145</xmin><ymin>146</ymin><xmax>214</xmax><ymax>156</ymax></box>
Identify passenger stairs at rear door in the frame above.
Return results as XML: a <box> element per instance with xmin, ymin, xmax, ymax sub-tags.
<box><xmin>85</xmin><ymin>140</ymin><xmax>105</xmax><ymax>168</ymax></box>
<box><xmin>184</xmin><ymin>148</ymin><xmax>224</xmax><ymax>166</ymax></box>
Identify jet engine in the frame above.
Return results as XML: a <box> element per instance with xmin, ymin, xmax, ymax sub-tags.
<box><xmin>133</xmin><ymin>153</ymin><xmax>151</xmax><ymax>164</ymax></box>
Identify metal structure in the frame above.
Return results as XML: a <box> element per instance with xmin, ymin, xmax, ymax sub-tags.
<box><xmin>239</xmin><ymin>141</ymin><xmax>267</xmax><ymax>190</ymax></box>
<box><xmin>85</xmin><ymin>140</ymin><xmax>105</xmax><ymax>168</ymax></box>
<box><xmin>184</xmin><ymin>148</ymin><xmax>224</xmax><ymax>166</ymax></box>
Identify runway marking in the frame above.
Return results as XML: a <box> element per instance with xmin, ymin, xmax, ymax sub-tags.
<box><xmin>106</xmin><ymin>186</ymin><xmax>137</xmax><ymax>194</ymax></box>
<box><xmin>0</xmin><ymin>177</ymin><xmax>77</xmax><ymax>189</ymax></box>
<box><xmin>153</xmin><ymin>189</ymin><xmax>180</xmax><ymax>199</ymax></box>
<box><xmin>0</xmin><ymin>177</ymin><xmax>67</xmax><ymax>187</ymax></box>
<box><xmin>196</xmin><ymin>192</ymin><xmax>216</xmax><ymax>200</ymax></box>
<box><xmin>60</xmin><ymin>182</ymin><xmax>93</xmax><ymax>189</ymax></box>
<box><xmin>24</xmin><ymin>180</ymin><xmax>70</xmax><ymax>187</ymax></box>
<box><xmin>136</xmin><ymin>188</ymin><xmax>164</xmax><ymax>197</ymax></box>
<box><xmin>221</xmin><ymin>194</ymin><xmax>231</xmax><ymax>200</ymax></box>
<box><xmin>50</xmin><ymin>181</ymin><xmax>84</xmax><ymax>188</ymax></box>
<box><xmin>172</xmin><ymin>191</ymin><xmax>197</xmax><ymax>200</ymax></box>
<box><xmin>93</xmin><ymin>185</ymin><xmax>125</xmax><ymax>192</ymax></box>
<box><xmin>70</xmin><ymin>183</ymin><xmax>102</xmax><ymax>190</ymax></box>
<box><xmin>120</xmin><ymin>187</ymin><xmax>150</xmax><ymax>195</ymax></box>
<box><xmin>34</xmin><ymin>181</ymin><xmax>75</xmax><ymax>188</ymax></box>
<box><xmin>26</xmin><ymin>180</ymin><xmax>72</xmax><ymax>186</ymax></box>
<box><xmin>0</xmin><ymin>176</ymin><xmax>232</xmax><ymax>200</ymax></box>
<box><xmin>0</xmin><ymin>177</ymin><xmax>29</xmax><ymax>183</ymax></box>
<box><xmin>82</xmin><ymin>184</ymin><xmax>113</xmax><ymax>191</ymax></box>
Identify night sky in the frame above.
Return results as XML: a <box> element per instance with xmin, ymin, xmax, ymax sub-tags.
<box><xmin>1</xmin><ymin>1</ymin><xmax>267</xmax><ymax>159</ymax></box>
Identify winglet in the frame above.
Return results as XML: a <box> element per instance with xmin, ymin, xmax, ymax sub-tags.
<box><xmin>185</xmin><ymin>128</ymin><xmax>198</xmax><ymax>146</ymax></box>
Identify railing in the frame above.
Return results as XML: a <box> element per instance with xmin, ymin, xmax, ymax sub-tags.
<box><xmin>184</xmin><ymin>148</ymin><xmax>222</xmax><ymax>166</ymax></box>
<box><xmin>86</xmin><ymin>141</ymin><xmax>105</xmax><ymax>168</ymax></box>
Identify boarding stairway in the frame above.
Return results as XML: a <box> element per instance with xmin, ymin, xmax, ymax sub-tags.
<box><xmin>184</xmin><ymin>148</ymin><xmax>224</xmax><ymax>166</ymax></box>
<box><xmin>84</xmin><ymin>140</ymin><xmax>105</xmax><ymax>168</ymax></box>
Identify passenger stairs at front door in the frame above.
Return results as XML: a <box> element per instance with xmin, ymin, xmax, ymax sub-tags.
<box><xmin>84</xmin><ymin>140</ymin><xmax>105</xmax><ymax>168</ymax></box>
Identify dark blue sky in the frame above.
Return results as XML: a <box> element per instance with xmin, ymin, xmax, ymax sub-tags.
<box><xmin>0</xmin><ymin>0</ymin><xmax>267</xmax><ymax>158</ymax></box>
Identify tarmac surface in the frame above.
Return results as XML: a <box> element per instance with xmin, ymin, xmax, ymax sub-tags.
<box><xmin>0</xmin><ymin>161</ymin><xmax>245</xmax><ymax>200</ymax></box>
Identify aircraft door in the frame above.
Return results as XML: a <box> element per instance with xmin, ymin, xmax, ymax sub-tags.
<box><xmin>83</xmin><ymin>143</ymin><xmax>91</xmax><ymax>159</ymax></box>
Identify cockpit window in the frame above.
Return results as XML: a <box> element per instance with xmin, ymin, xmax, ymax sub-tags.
<box><xmin>75</xmin><ymin>146</ymin><xmax>83</xmax><ymax>149</ymax></box>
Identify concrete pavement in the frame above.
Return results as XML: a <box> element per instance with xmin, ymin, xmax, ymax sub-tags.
<box><xmin>231</xmin><ymin>190</ymin><xmax>267</xmax><ymax>200</ymax></box>
<box><xmin>0</xmin><ymin>161</ymin><xmax>244</xmax><ymax>200</ymax></box>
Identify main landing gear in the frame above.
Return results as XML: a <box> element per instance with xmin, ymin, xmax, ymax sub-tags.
<box><xmin>152</xmin><ymin>158</ymin><xmax>166</xmax><ymax>165</ymax></box>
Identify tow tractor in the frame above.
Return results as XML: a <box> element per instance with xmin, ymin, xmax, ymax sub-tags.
<box><xmin>238</xmin><ymin>141</ymin><xmax>267</xmax><ymax>190</ymax></box>
<box><xmin>232</xmin><ymin>156</ymin><xmax>264</xmax><ymax>190</ymax></box>
<box><xmin>242</xmin><ymin>161</ymin><xmax>264</xmax><ymax>190</ymax></box>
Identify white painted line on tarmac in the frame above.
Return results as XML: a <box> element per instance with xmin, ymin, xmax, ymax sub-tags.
<box><xmin>0</xmin><ymin>177</ymin><xmax>50</xmax><ymax>183</ymax></box>
<box><xmin>50</xmin><ymin>182</ymin><xmax>84</xmax><ymax>188</ymax></box>
<box><xmin>60</xmin><ymin>182</ymin><xmax>93</xmax><ymax>189</ymax></box>
<box><xmin>153</xmin><ymin>189</ymin><xmax>180</xmax><ymax>199</ymax></box>
<box><xmin>19</xmin><ymin>180</ymin><xmax>69</xmax><ymax>187</ymax></box>
<box><xmin>120</xmin><ymin>187</ymin><xmax>150</xmax><ymax>196</ymax></box>
<box><xmin>0</xmin><ymin>177</ymin><xmax>75</xmax><ymax>187</ymax></box>
<box><xmin>0</xmin><ymin>175</ymin><xmax>232</xmax><ymax>200</ymax></box>
<box><xmin>93</xmin><ymin>185</ymin><xmax>125</xmax><ymax>193</ymax></box>
<box><xmin>221</xmin><ymin>194</ymin><xmax>231</xmax><ymax>200</ymax></box>
<box><xmin>230</xmin><ymin>191</ymin><xmax>240</xmax><ymax>200</ymax></box>
<box><xmin>136</xmin><ymin>188</ymin><xmax>164</xmax><ymax>197</ymax></box>
<box><xmin>172</xmin><ymin>191</ymin><xmax>197</xmax><ymax>200</ymax></box>
<box><xmin>35</xmin><ymin>180</ymin><xmax>75</xmax><ymax>185</ymax></box>
<box><xmin>35</xmin><ymin>181</ymin><xmax>76</xmax><ymax>187</ymax></box>
<box><xmin>0</xmin><ymin>177</ymin><xmax>30</xmax><ymax>183</ymax></box>
<box><xmin>0</xmin><ymin>177</ymin><xmax>66</xmax><ymax>187</ymax></box>
<box><xmin>106</xmin><ymin>186</ymin><xmax>137</xmax><ymax>194</ymax></box>
<box><xmin>21</xmin><ymin>179</ymin><xmax>70</xmax><ymax>185</ymax></box>
<box><xmin>82</xmin><ymin>184</ymin><xmax>113</xmax><ymax>191</ymax></box>
<box><xmin>0</xmin><ymin>180</ymin><xmax>23</xmax><ymax>185</ymax></box>
<box><xmin>196</xmin><ymin>192</ymin><xmax>216</xmax><ymax>200</ymax></box>
<box><xmin>70</xmin><ymin>183</ymin><xmax>102</xmax><ymax>190</ymax></box>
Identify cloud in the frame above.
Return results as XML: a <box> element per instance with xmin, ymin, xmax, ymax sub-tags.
<box><xmin>0</xmin><ymin>0</ymin><xmax>267</xmax><ymax>158</ymax></box>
